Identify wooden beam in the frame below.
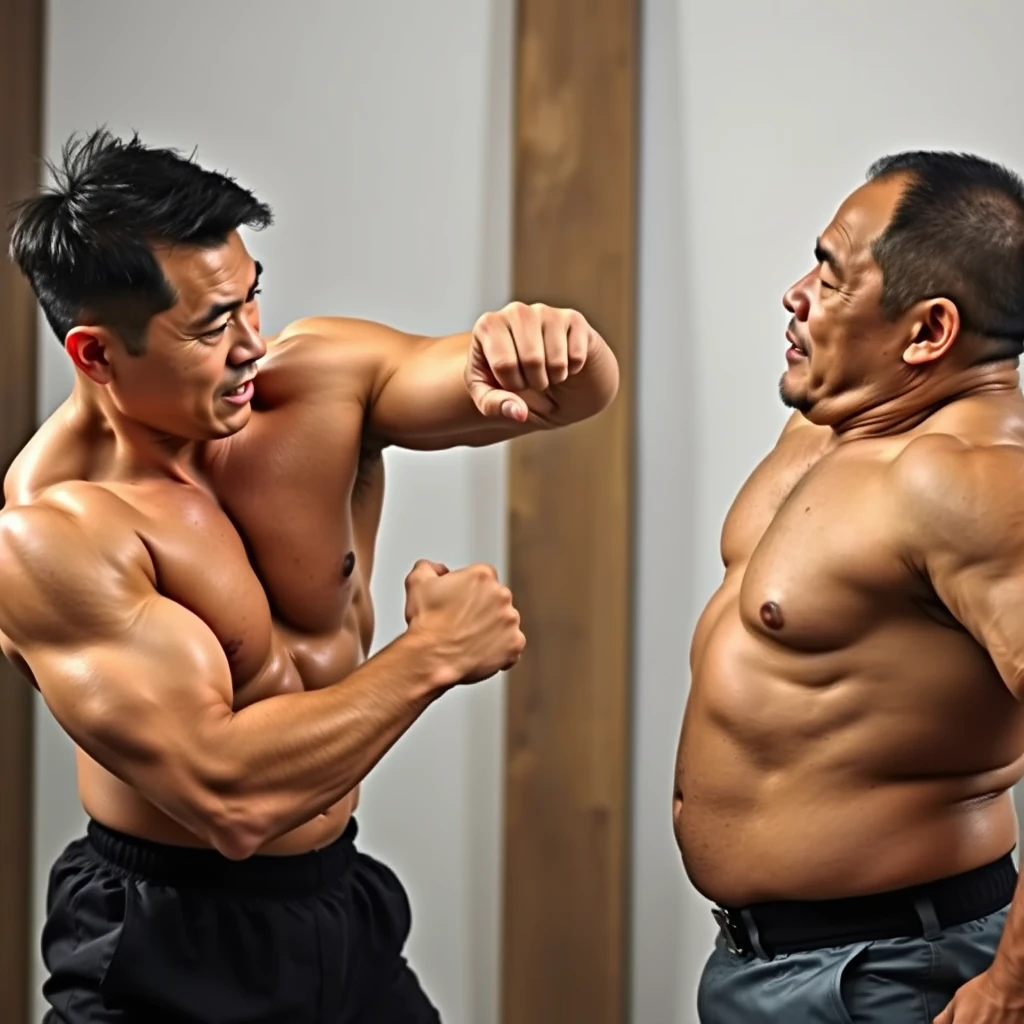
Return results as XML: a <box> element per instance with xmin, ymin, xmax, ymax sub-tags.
<box><xmin>0</xmin><ymin>0</ymin><xmax>42</xmax><ymax>1020</ymax></box>
<box><xmin>502</xmin><ymin>1</ymin><xmax>638</xmax><ymax>1022</ymax></box>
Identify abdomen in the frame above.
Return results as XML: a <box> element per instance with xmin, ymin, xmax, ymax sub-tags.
<box><xmin>678</xmin><ymin>598</ymin><xmax>1024</xmax><ymax>903</ymax></box>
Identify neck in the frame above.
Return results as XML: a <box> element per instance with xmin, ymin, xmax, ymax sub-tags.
<box><xmin>71</xmin><ymin>375</ymin><xmax>203</xmax><ymax>485</ymax></box>
<box><xmin>822</xmin><ymin>360</ymin><xmax>1021</xmax><ymax>441</ymax></box>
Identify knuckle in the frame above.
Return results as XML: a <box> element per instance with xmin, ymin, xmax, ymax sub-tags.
<box><xmin>490</xmin><ymin>356</ymin><xmax>520</xmax><ymax>375</ymax></box>
<box><xmin>503</xmin><ymin>303</ymin><xmax>527</xmax><ymax>328</ymax></box>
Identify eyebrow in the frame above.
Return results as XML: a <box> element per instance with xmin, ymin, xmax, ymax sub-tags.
<box><xmin>814</xmin><ymin>239</ymin><xmax>842</xmax><ymax>278</ymax></box>
<box><xmin>187</xmin><ymin>260</ymin><xmax>263</xmax><ymax>332</ymax></box>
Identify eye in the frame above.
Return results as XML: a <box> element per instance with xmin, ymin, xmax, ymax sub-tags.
<box><xmin>199</xmin><ymin>323</ymin><xmax>229</xmax><ymax>342</ymax></box>
<box><xmin>246</xmin><ymin>286</ymin><xmax>262</xmax><ymax>304</ymax></box>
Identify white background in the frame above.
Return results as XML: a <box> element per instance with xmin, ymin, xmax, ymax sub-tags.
<box><xmin>33</xmin><ymin>2</ymin><xmax>1024</xmax><ymax>1022</ymax></box>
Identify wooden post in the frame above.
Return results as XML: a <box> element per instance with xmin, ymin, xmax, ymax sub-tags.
<box><xmin>502</xmin><ymin>1</ymin><xmax>638</xmax><ymax>1021</ymax></box>
<box><xmin>0</xmin><ymin>0</ymin><xmax>43</xmax><ymax>1021</ymax></box>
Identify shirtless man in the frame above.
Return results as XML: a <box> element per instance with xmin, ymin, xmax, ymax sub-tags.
<box><xmin>676</xmin><ymin>151</ymin><xmax>1024</xmax><ymax>1024</ymax></box>
<box><xmin>0</xmin><ymin>130</ymin><xmax>619</xmax><ymax>1024</ymax></box>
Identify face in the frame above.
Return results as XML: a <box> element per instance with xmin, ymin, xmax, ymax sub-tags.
<box><xmin>780</xmin><ymin>172</ymin><xmax>929</xmax><ymax>425</ymax></box>
<box><xmin>67</xmin><ymin>230</ymin><xmax>267</xmax><ymax>441</ymax></box>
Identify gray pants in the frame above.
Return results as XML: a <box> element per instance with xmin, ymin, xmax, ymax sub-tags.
<box><xmin>697</xmin><ymin>906</ymin><xmax>1008</xmax><ymax>1023</ymax></box>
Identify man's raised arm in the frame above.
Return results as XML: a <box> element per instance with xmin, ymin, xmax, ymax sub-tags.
<box><xmin>279</xmin><ymin>301</ymin><xmax>619</xmax><ymax>450</ymax></box>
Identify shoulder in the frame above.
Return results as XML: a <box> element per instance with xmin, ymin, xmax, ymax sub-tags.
<box><xmin>0</xmin><ymin>486</ymin><xmax>152</xmax><ymax>637</ymax></box>
<box><xmin>256</xmin><ymin>316</ymin><xmax>423</xmax><ymax>406</ymax></box>
<box><xmin>890</xmin><ymin>433</ymin><xmax>1024</xmax><ymax>559</ymax></box>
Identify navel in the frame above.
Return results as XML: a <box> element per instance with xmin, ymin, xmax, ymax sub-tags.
<box><xmin>222</xmin><ymin>638</ymin><xmax>244</xmax><ymax>662</ymax></box>
<box><xmin>759</xmin><ymin>600</ymin><xmax>784</xmax><ymax>630</ymax></box>
<box><xmin>341</xmin><ymin>551</ymin><xmax>356</xmax><ymax>579</ymax></box>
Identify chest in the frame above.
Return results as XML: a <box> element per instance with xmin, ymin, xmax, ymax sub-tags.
<box><xmin>723</xmin><ymin>442</ymin><xmax>912</xmax><ymax>651</ymax></box>
<box><xmin>125</xmin><ymin>448</ymin><xmax>381</xmax><ymax>693</ymax></box>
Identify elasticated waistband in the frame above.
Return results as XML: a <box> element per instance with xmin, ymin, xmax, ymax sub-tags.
<box><xmin>85</xmin><ymin>817</ymin><xmax>358</xmax><ymax>898</ymax></box>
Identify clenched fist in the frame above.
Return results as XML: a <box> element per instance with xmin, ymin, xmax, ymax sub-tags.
<box><xmin>404</xmin><ymin>560</ymin><xmax>526</xmax><ymax>685</ymax></box>
<box><xmin>465</xmin><ymin>301</ymin><xmax>602</xmax><ymax>422</ymax></box>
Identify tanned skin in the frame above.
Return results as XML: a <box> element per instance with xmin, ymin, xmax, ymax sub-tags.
<box><xmin>674</xmin><ymin>172</ymin><xmax>1024</xmax><ymax>1021</ymax></box>
<box><xmin>0</xmin><ymin>231</ymin><xmax>619</xmax><ymax>862</ymax></box>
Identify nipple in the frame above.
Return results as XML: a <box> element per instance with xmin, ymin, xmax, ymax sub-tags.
<box><xmin>342</xmin><ymin>551</ymin><xmax>356</xmax><ymax>579</ymax></box>
<box><xmin>759</xmin><ymin>601</ymin><xmax>784</xmax><ymax>630</ymax></box>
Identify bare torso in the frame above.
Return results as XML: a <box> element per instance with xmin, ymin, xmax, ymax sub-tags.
<box><xmin>4</xmin><ymin>328</ymin><xmax>383</xmax><ymax>854</ymax></box>
<box><xmin>676</xmin><ymin>395</ymin><xmax>1024</xmax><ymax>905</ymax></box>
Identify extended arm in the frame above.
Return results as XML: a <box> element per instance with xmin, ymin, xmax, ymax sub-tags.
<box><xmin>277</xmin><ymin>302</ymin><xmax>620</xmax><ymax>450</ymax></box>
<box><xmin>0</xmin><ymin>505</ymin><xmax>448</xmax><ymax>860</ymax></box>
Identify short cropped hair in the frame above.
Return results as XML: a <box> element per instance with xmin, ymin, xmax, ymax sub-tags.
<box><xmin>867</xmin><ymin>151</ymin><xmax>1024</xmax><ymax>359</ymax></box>
<box><xmin>9</xmin><ymin>128</ymin><xmax>273</xmax><ymax>354</ymax></box>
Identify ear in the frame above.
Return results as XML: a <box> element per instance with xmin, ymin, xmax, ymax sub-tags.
<box><xmin>901</xmin><ymin>298</ymin><xmax>960</xmax><ymax>366</ymax></box>
<box><xmin>65</xmin><ymin>326</ymin><xmax>117</xmax><ymax>384</ymax></box>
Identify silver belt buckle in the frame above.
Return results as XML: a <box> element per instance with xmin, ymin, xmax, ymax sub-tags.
<box><xmin>711</xmin><ymin>907</ymin><xmax>747</xmax><ymax>955</ymax></box>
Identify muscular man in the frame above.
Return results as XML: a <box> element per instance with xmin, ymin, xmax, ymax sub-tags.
<box><xmin>0</xmin><ymin>130</ymin><xmax>618</xmax><ymax>1023</ymax></box>
<box><xmin>676</xmin><ymin>151</ymin><xmax>1024</xmax><ymax>1024</ymax></box>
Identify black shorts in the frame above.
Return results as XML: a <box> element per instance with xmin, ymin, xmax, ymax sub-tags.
<box><xmin>41</xmin><ymin>817</ymin><xmax>442</xmax><ymax>1023</ymax></box>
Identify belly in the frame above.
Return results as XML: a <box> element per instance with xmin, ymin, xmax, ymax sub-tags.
<box><xmin>79</xmin><ymin>623</ymin><xmax>366</xmax><ymax>856</ymax></box>
<box><xmin>678</xmin><ymin>600</ymin><xmax>1024</xmax><ymax>904</ymax></box>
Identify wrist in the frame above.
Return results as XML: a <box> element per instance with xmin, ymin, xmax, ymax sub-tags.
<box><xmin>989</xmin><ymin>951</ymin><xmax>1024</xmax><ymax>996</ymax></box>
<box><xmin>391</xmin><ymin>625</ymin><xmax>460</xmax><ymax>695</ymax></box>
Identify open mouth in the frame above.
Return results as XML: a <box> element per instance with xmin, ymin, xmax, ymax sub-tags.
<box><xmin>222</xmin><ymin>378</ymin><xmax>256</xmax><ymax>405</ymax></box>
<box><xmin>785</xmin><ymin>329</ymin><xmax>808</xmax><ymax>361</ymax></box>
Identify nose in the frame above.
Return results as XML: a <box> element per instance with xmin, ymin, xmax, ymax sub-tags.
<box><xmin>230</xmin><ymin>315</ymin><xmax>267</xmax><ymax>365</ymax></box>
<box><xmin>783</xmin><ymin>270</ymin><xmax>813</xmax><ymax>321</ymax></box>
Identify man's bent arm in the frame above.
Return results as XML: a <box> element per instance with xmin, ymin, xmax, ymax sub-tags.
<box><xmin>277</xmin><ymin>314</ymin><xmax>619</xmax><ymax>450</ymax></box>
<box><xmin>899</xmin><ymin>438</ymin><xmax>1024</xmax><ymax>987</ymax></box>
<box><xmin>0</xmin><ymin>505</ymin><xmax>452</xmax><ymax>860</ymax></box>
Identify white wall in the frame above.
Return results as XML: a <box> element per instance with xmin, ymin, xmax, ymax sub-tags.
<box><xmin>632</xmin><ymin>1</ymin><xmax>1024</xmax><ymax>1021</ymax></box>
<box><xmin>38</xmin><ymin>3</ymin><xmax>1024</xmax><ymax>1024</ymax></box>
<box><xmin>35</xmin><ymin>2</ymin><xmax>512</xmax><ymax>1022</ymax></box>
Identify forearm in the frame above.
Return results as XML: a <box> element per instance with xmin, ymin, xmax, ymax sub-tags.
<box><xmin>372</xmin><ymin>331</ymin><xmax>620</xmax><ymax>449</ymax></box>
<box><xmin>990</xmin><ymin>868</ymin><xmax>1024</xmax><ymax>988</ymax></box>
<box><xmin>197</xmin><ymin>630</ymin><xmax>446</xmax><ymax>857</ymax></box>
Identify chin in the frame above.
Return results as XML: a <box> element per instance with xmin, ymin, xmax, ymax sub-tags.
<box><xmin>211</xmin><ymin>402</ymin><xmax>254</xmax><ymax>435</ymax></box>
<box><xmin>778</xmin><ymin>373</ymin><xmax>813</xmax><ymax>414</ymax></box>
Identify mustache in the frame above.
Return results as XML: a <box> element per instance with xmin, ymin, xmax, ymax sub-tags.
<box><xmin>223</xmin><ymin>362</ymin><xmax>259</xmax><ymax>391</ymax></box>
<box><xmin>787</xmin><ymin>318</ymin><xmax>809</xmax><ymax>352</ymax></box>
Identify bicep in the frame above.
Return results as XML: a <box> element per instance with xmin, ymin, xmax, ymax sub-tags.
<box><xmin>23</xmin><ymin>594</ymin><xmax>237</xmax><ymax>834</ymax></box>
<box><xmin>0</xmin><ymin>507</ymin><xmax>236</xmax><ymax>825</ymax></box>
<box><xmin>273</xmin><ymin>318</ymin><xmax>530</xmax><ymax>449</ymax></box>
<box><xmin>899</xmin><ymin>442</ymin><xmax>1024</xmax><ymax>699</ymax></box>
<box><xmin>27</xmin><ymin>594</ymin><xmax>233</xmax><ymax>772</ymax></box>
<box><xmin>928</xmin><ymin>549</ymin><xmax>1024</xmax><ymax>698</ymax></box>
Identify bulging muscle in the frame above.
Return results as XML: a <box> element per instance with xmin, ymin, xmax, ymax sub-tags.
<box><xmin>2</xmin><ymin>331</ymin><xmax>389</xmax><ymax>851</ymax></box>
<box><xmin>678</xmin><ymin>406</ymin><xmax>1024</xmax><ymax>905</ymax></box>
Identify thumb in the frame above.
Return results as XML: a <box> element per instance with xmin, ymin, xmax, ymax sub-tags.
<box><xmin>467</xmin><ymin>380</ymin><xmax>529</xmax><ymax>423</ymax></box>
<box><xmin>933</xmin><ymin>1005</ymin><xmax>953</xmax><ymax>1024</ymax></box>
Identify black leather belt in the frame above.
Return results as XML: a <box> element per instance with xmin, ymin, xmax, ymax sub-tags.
<box><xmin>712</xmin><ymin>853</ymin><xmax>1016</xmax><ymax>958</ymax></box>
